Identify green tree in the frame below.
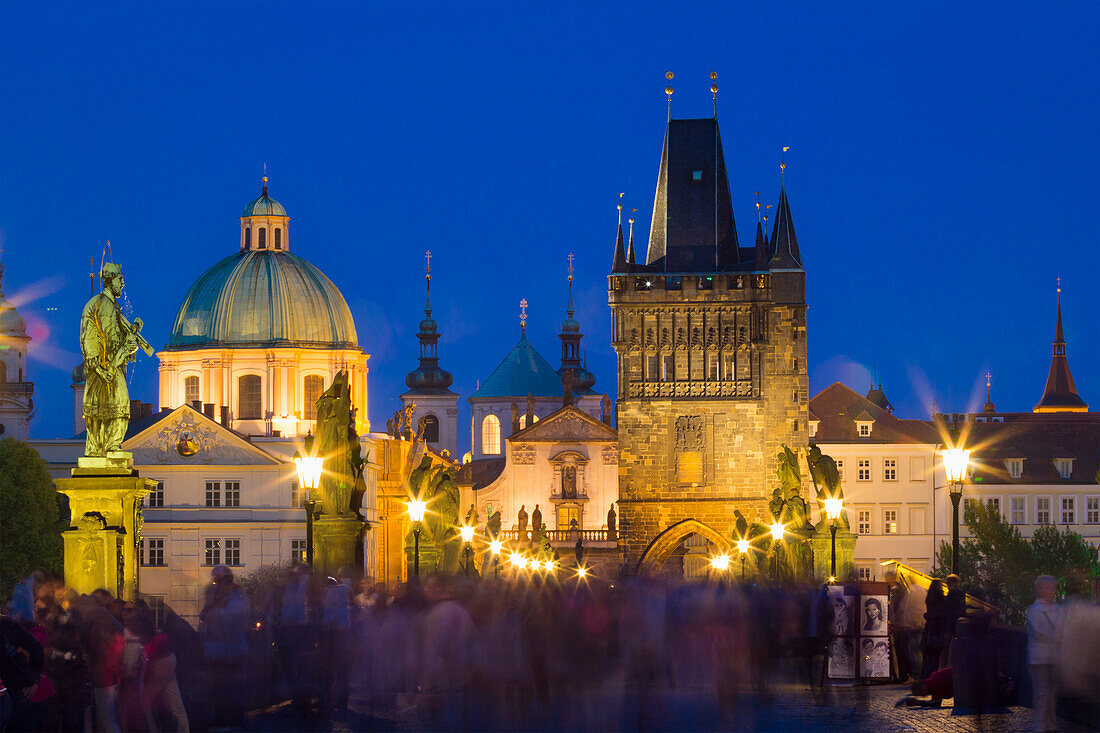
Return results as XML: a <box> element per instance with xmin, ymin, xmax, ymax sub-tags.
<box><xmin>0</xmin><ymin>437</ymin><xmax>63</xmax><ymax>600</ymax></box>
<box><xmin>934</xmin><ymin>501</ymin><xmax>1099</xmax><ymax>624</ymax></box>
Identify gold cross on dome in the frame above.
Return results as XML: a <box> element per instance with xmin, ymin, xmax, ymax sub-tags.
<box><xmin>519</xmin><ymin>298</ymin><xmax>528</xmax><ymax>329</ymax></box>
<box><xmin>425</xmin><ymin>250</ymin><xmax>432</xmax><ymax>277</ymax></box>
<box><xmin>567</xmin><ymin>253</ymin><xmax>575</xmax><ymax>281</ymax></box>
<box><xmin>986</xmin><ymin>371</ymin><xmax>992</xmax><ymax>388</ymax></box>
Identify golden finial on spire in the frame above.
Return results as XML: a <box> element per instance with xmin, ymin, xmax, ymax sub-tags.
<box><xmin>754</xmin><ymin>191</ymin><xmax>761</xmax><ymax>223</ymax></box>
<box><xmin>710</xmin><ymin>71</ymin><xmax>718</xmax><ymax>116</ymax></box>
<box><xmin>567</xmin><ymin>252</ymin><xmax>575</xmax><ymax>282</ymax></box>
<box><xmin>986</xmin><ymin>370</ymin><xmax>992</xmax><ymax>390</ymax></box>
<box><xmin>262</xmin><ymin>163</ymin><xmax>269</xmax><ymax>194</ymax></box>
<box><xmin>1057</xmin><ymin>276</ymin><xmax>1062</xmax><ymax>297</ymax></box>
<box><xmin>618</xmin><ymin>192</ymin><xmax>624</xmax><ymax>224</ymax></box>
<box><xmin>763</xmin><ymin>205</ymin><xmax>773</xmax><ymax>240</ymax></box>
<box><xmin>629</xmin><ymin>210</ymin><xmax>636</xmax><ymax>238</ymax></box>
<box><xmin>519</xmin><ymin>298</ymin><xmax>528</xmax><ymax>332</ymax></box>
<box><xmin>665</xmin><ymin>71</ymin><xmax>674</xmax><ymax>119</ymax></box>
<box><xmin>780</xmin><ymin>146</ymin><xmax>789</xmax><ymax>184</ymax></box>
<box><xmin>425</xmin><ymin>250</ymin><xmax>432</xmax><ymax>281</ymax></box>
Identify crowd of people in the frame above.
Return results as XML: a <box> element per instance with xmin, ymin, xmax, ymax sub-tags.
<box><xmin>0</xmin><ymin>563</ymin><xmax>1094</xmax><ymax>732</ymax></box>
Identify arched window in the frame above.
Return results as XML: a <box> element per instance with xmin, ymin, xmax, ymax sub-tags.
<box><xmin>481</xmin><ymin>414</ymin><xmax>501</xmax><ymax>455</ymax></box>
<box><xmin>303</xmin><ymin>375</ymin><xmax>324</xmax><ymax>421</ymax></box>
<box><xmin>244</xmin><ymin>227</ymin><xmax>251</xmax><ymax>249</ymax></box>
<box><xmin>237</xmin><ymin>375</ymin><xmax>262</xmax><ymax>420</ymax></box>
<box><xmin>519</xmin><ymin>413</ymin><xmax>540</xmax><ymax>429</ymax></box>
<box><xmin>421</xmin><ymin>414</ymin><xmax>440</xmax><ymax>443</ymax></box>
<box><xmin>258</xmin><ymin>228</ymin><xmax>267</xmax><ymax>249</ymax></box>
<box><xmin>274</xmin><ymin>228</ymin><xmax>282</xmax><ymax>250</ymax></box>
<box><xmin>184</xmin><ymin>376</ymin><xmax>199</xmax><ymax>405</ymax></box>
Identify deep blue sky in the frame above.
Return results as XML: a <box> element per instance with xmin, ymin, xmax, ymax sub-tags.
<box><xmin>3</xmin><ymin>2</ymin><xmax>1098</xmax><ymax>449</ymax></box>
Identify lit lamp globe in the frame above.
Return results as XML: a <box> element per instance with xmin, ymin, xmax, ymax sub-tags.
<box><xmin>459</xmin><ymin>525</ymin><xmax>476</xmax><ymax>543</ymax></box>
<box><xmin>407</xmin><ymin>499</ymin><xmax>427</xmax><ymax>523</ymax></box>
<box><xmin>769</xmin><ymin>523</ymin><xmax>786</xmax><ymax>542</ymax></box>
<box><xmin>293</xmin><ymin>450</ymin><xmax>323</xmax><ymax>493</ymax></box>
<box><xmin>489</xmin><ymin>539</ymin><xmax>503</xmax><ymax>556</ymax></box>
<box><xmin>710</xmin><ymin>555</ymin><xmax>730</xmax><ymax>571</ymax></box>
<box><xmin>823</xmin><ymin>497</ymin><xmax>844</xmax><ymax>521</ymax></box>
<box><xmin>542</xmin><ymin>560</ymin><xmax>554</xmax><ymax>573</ymax></box>
<box><xmin>942</xmin><ymin>448</ymin><xmax>971</xmax><ymax>488</ymax></box>
<box><xmin>736</xmin><ymin>538</ymin><xmax>751</xmax><ymax>554</ymax></box>
<box><xmin>576</xmin><ymin>566</ymin><xmax>588</xmax><ymax>579</ymax></box>
<box><xmin>510</xmin><ymin>553</ymin><xmax>526</xmax><ymax>569</ymax></box>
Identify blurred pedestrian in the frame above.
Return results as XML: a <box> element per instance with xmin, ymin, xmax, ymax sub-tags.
<box><xmin>942</xmin><ymin>574</ymin><xmax>966</xmax><ymax>666</ymax></box>
<box><xmin>278</xmin><ymin>563</ymin><xmax>316</xmax><ymax>715</ymax></box>
<box><xmin>199</xmin><ymin>564</ymin><xmax>248</xmax><ymax>726</ymax></box>
<box><xmin>921</xmin><ymin>579</ymin><xmax>948</xmax><ymax>679</ymax></box>
<box><xmin>1</xmin><ymin>613</ymin><xmax>44</xmax><ymax>732</ymax></box>
<box><xmin>321</xmin><ymin>567</ymin><xmax>354</xmax><ymax>713</ymax></box>
<box><xmin>1026</xmin><ymin>575</ymin><xmax>1065</xmax><ymax>733</ymax></box>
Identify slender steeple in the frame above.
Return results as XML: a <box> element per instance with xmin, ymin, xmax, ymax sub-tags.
<box><xmin>559</xmin><ymin>254</ymin><xmax>596</xmax><ymax>393</ymax></box>
<box><xmin>753</xmin><ymin>192</ymin><xmax>767</xmax><ymax>266</ymax></box>
<box><xmin>611</xmin><ymin>195</ymin><xmax>628</xmax><ymax>272</ymax></box>
<box><xmin>403</xmin><ymin>251</ymin><xmax>454</xmax><ymax>394</ymax></box>
<box><xmin>983</xmin><ymin>371</ymin><xmax>996</xmax><ymax>414</ymax></box>
<box><xmin>767</xmin><ymin>152</ymin><xmax>803</xmax><ymax>271</ymax></box>
<box><xmin>1035</xmin><ymin>282</ymin><xmax>1088</xmax><ymax>412</ymax></box>
<box><xmin>626</xmin><ymin>211</ymin><xmax>637</xmax><ymax>265</ymax></box>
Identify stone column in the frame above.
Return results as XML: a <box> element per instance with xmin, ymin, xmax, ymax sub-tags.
<box><xmin>55</xmin><ymin>456</ymin><xmax>155</xmax><ymax>601</ymax></box>
<box><xmin>312</xmin><ymin>515</ymin><xmax>365</xmax><ymax>578</ymax></box>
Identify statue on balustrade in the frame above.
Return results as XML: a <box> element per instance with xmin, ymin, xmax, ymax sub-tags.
<box><xmin>531</xmin><ymin>504</ymin><xmax>543</xmax><ymax>534</ymax></box>
<box><xmin>315</xmin><ymin>370</ymin><xmax>366</xmax><ymax>516</ymax></box>
<box><xmin>79</xmin><ymin>262</ymin><xmax>154</xmax><ymax>457</ymax></box>
<box><xmin>486</xmin><ymin>508</ymin><xmax>501</xmax><ymax>539</ymax></box>
<box><xmin>517</xmin><ymin>505</ymin><xmax>528</xmax><ymax>537</ymax></box>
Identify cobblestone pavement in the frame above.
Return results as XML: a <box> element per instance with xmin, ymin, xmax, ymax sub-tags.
<box><xmin>242</xmin><ymin>684</ymin><xmax>1087</xmax><ymax>732</ymax></box>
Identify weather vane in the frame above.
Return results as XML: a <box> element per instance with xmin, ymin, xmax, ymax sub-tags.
<box><xmin>754</xmin><ymin>192</ymin><xmax>761</xmax><ymax>222</ymax></box>
<box><xmin>780</xmin><ymin>146</ymin><xmax>790</xmax><ymax>183</ymax></box>
<box><xmin>618</xmin><ymin>192</ymin><xmax>624</xmax><ymax>225</ymax></box>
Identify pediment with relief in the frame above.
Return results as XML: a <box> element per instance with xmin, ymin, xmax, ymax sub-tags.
<box><xmin>124</xmin><ymin>407</ymin><xmax>283</xmax><ymax>466</ymax></box>
<box><xmin>508</xmin><ymin>406</ymin><xmax>617</xmax><ymax>443</ymax></box>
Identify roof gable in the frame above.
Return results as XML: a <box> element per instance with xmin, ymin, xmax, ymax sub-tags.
<box><xmin>508</xmin><ymin>405</ymin><xmax>617</xmax><ymax>443</ymax></box>
<box><xmin>124</xmin><ymin>405</ymin><xmax>284</xmax><ymax>466</ymax></box>
<box><xmin>469</xmin><ymin>334</ymin><xmax>564</xmax><ymax>400</ymax></box>
<box><xmin>809</xmin><ymin>382</ymin><xmax>938</xmax><ymax>444</ymax></box>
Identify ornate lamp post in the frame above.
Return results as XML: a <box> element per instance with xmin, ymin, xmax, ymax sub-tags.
<box><xmin>736</xmin><ymin>538</ymin><xmax>750</xmax><ymax>582</ymax></box>
<box><xmin>822</xmin><ymin>497</ymin><xmax>844</xmax><ymax>581</ymax></box>
<box><xmin>407</xmin><ymin>499</ymin><xmax>427</xmax><ymax>577</ymax></box>
<box><xmin>488</xmin><ymin>538</ymin><xmax>503</xmax><ymax>578</ymax></box>
<box><xmin>770</xmin><ymin>522</ymin><xmax>786</xmax><ymax>584</ymax></box>
<box><xmin>459</xmin><ymin>525</ymin><xmax>475</xmax><ymax>577</ymax></box>
<box><xmin>293</xmin><ymin>434</ymin><xmax>323</xmax><ymax>567</ymax></box>
<box><xmin>941</xmin><ymin>447</ymin><xmax>971</xmax><ymax>575</ymax></box>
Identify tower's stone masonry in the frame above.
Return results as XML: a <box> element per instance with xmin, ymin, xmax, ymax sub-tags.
<box><xmin>610</xmin><ymin>271</ymin><xmax>807</xmax><ymax>569</ymax></box>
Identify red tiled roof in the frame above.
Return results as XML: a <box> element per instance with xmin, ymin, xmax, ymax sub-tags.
<box><xmin>809</xmin><ymin>382</ymin><xmax>939</xmax><ymax>444</ymax></box>
<box><xmin>959</xmin><ymin>412</ymin><xmax>1100</xmax><ymax>484</ymax></box>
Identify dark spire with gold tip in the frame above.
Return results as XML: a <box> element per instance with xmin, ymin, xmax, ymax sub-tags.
<box><xmin>983</xmin><ymin>371</ymin><xmax>996</xmax><ymax>414</ymax></box>
<box><xmin>626</xmin><ymin>211</ymin><xmax>637</xmax><ymax>265</ymax></box>
<box><xmin>404</xmin><ymin>251</ymin><xmax>455</xmax><ymax>395</ymax></box>
<box><xmin>767</xmin><ymin>151</ymin><xmax>803</xmax><ymax>271</ymax></box>
<box><xmin>1035</xmin><ymin>281</ymin><xmax>1088</xmax><ymax>412</ymax></box>
<box><xmin>558</xmin><ymin>254</ymin><xmax>597</xmax><ymax>393</ymax></box>
<box><xmin>611</xmin><ymin>195</ymin><xmax>628</xmax><ymax>272</ymax></box>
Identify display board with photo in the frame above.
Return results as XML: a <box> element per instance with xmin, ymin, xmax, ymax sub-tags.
<box><xmin>859</xmin><ymin>595</ymin><xmax>889</xmax><ymax>635</ymax></box>
<box><xmin>859</xmin><ymin>637</ymin><xmax>891</xmax><ymax>678</ymax></box>
<box><xmin>827</xmin><ymin>637</ymin><xmax>856</xmax><ymax>679</ymax></box>
<box><xmin>826</xmin><ymin>585</ymin><xmax>856</xmax><ymax>637</ymax></box>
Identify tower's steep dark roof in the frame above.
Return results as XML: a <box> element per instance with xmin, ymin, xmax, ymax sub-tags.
<box><xmin>1035</xmin><ymin>300</ymin><xmax>1088</xmax><ymax>412</ymax></box>
<box><xmin>644</xmin><ymin>118</ymin><xmax>740</xmax><ymax>272</ymax></box>
<box><xmin>754</xmin><ymin>220</ymin><xmax>766</xmax><ymax>267</ymax></box>
<box><xmin>767</xmin><ymin>186</ymin><xmax>803</xmax><ymax>270</ymax></box>
<box><xmin>611</xmin><ymin>219</ymin><xmax>628</xmax><ymax>273</ymax></box>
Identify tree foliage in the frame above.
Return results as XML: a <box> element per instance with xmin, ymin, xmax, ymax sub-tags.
<box><xmin>934</xmin><ymin>501</ymin><xmax>1099</xmax><ymax>624</ymax></box>
<box><xmin>0</xmin><ymin>437</ymin><xmax>63</xmax><ymax>600</ymax></box>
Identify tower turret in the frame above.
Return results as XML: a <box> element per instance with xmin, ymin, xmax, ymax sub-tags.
<box><xmin>558</xmin><ymin>255</ymin><xmax>596</xmax><ymax>393</ymax></box>
<box><xmin>1034</xmin><ymin>285</ymin><xmax>1088</xmax><ymax>412</ymax></box>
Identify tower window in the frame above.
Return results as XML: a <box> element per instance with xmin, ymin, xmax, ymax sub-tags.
<box><xmin>646</xmin><ymin>354</ymin><xmax>659</xmax><ymax>382</ymax></box>
<box><xmin>661</xmin><ymin>354</ymin><xmax>674</xmax><ymax>382</ymax></box>
<box><xmin>237</xmin><ymin>375</ymin><xmax>262</xmax><ymax>420</ymax></box>
<box><xmin>303</xmin><ymin>375</ymin><xmax>324</xmax><ymax>421</ymax></box>
<box><xmin>184</xmin><ymin>376</ymin><xmax>200</xmax><ymax>405</ymax></box>
<box><xmin>692</xmin><ymin>170</ymin><xmax>703</xmax><ymax>181</ymax></box>
<box><xmin>708</xmin><ymin>353</ymin><xmax>719</xmax><ymax>380</ymax></box>
<box><xmin>421</xmin><ymin>414</ymin><xmax>440</xmax><ymax>442</ymax></box>
<box><xmin>274</xmin><ymin>228</ymin><xmax>282</xmax><ymax>250</ymax></box>
<box><xmin>258</xmin><ymin>228</ymin><xmax>267</xmax><ymax>249</ymax></box>
<box><xmin>722</xmin><ymin>354</ymin><xmax>735</xmax><ymax>381</ymax></box>
<box><xmin>481</xmin><ymin>414</ymin><xmax>501</xmax><ymax>455</ymax></box>
<box><xmin>245</xmin><ymin>227</ymin><xmax>251</xmax><ymax>249</ymax></box>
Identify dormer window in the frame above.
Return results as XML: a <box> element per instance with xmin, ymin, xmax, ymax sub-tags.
<box><xmin>809</xmin><ymin>420</ymin><xmax>819</xmax><ymax>438</ymax></box>
<box><xmin>854</xmin><ymin>411</ymin><xmax>875</xmax><ymax>438</ymax></box>
<box><xmin>1004</xmin><ymin>458</ymin><xmax>1024</xmax><ymax>479</ymax></box>
<box><xmin>1053</xmin><ymin>458</ymin><xmax>1074</xmax><ymax>479</ymax></box>
<box><xmin>858</xmin><ymin>423</ymin><xmax>870</xmax><ymax>437</ymax></box>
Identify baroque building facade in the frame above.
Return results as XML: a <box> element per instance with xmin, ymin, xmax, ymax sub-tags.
<box><xmin>609</xmin><ymin>113</ymin><xmax>808</xmax><ymax>574</ymax></box>
<box><xmin>0</xmin><ymin>263</ymin><xmax>34</xmax><ymax>439</ymax></box>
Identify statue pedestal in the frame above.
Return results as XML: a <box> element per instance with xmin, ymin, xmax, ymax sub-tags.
<box><xmin>55</xmin><ymin>459</ymin><xmax>155</xmax><ymax>601</ymax></box>
<box><xmin>404</xmin><ymin>540</ymin><xmax>442</xmax><ymax>578</ymax></box>
<box><xmin>811</xmin><ymin>529</ymin><xmax>857</xmax><ymax>581</ymax></box>
<box><xmin>312</xmin><ymin>515</ymin><xmax>365</xmax><ymax>579</ymax></box>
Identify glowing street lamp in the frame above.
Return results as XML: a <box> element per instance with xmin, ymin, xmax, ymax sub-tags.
<box><xmin>736</xmin><ymin>538</ymin><xmax>751</xmax><ymax>582</ymax></box>
<box><xmin>710</xmin><ymin>554</ymin><xmax>730</xmax><ymax>574</ymax></box>
<box><xmin>459</xmin><ymin>525</ymin><xmax>476</xmax><ymax>577</ymax></box>
<box><xmin>823</xmin><ymin>496</ymin><xmax>844</xmax><ymax>579</ymax></box>
<box><xmin>509</xmin><ymin>552</ymin><xmax>527</xmax><ymax>570</ymax></box>
<box><xmin>293</xmin><ymin>433</ymin><xmax>323</xmax><ymax>567</ymax></box>
<box><xmin>542</xmin><ymin>559</ymin><xmax>554</xmax><ymax>574</ymax></box>
<box><xmin>407</xmin><ymin>499</ymin><xmax>427</xmax><ymax>577</ymax></box>
<box><xmin>576</xmin><ymin>566</ymin><xmax>588</xmax><ymax>580</ymax></box>
<box><xmin>941</xmin><ymin>447</ymin><xmax>971</xmax><ymax>574</ymax></box>
<box><xmin>769</xmin><ymin>522</ymin><xmax>786</xmax><ymax>584</ymax></box>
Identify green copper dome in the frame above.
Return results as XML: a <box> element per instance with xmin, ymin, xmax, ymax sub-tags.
<box><xmin>241</xmin><ymin>191</ymin><xmax>287</xmax><ymax>217</ymax></box>
<box><xmin>167</xmin><ymin>250</ymin><xmax>358</xmax><ymax>349</ymax></box>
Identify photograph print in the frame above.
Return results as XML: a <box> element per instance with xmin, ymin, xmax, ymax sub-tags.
<box><xmin>861</xmin><ymin>595</ymin><xmax>888</xmax><ymax>635</ymax></box>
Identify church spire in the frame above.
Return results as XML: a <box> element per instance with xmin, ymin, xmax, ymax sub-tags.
<box><xmin>767</xmin><ymin>159</ymin><xmax>803</xmax><ymax>271</ymax></box>
<box><xmin>626</xmin><ymin>211</ymin><xmax>637</xmax><ymax>265</ymax></box>
<box><xmin>1034</xmin><ymin>281</ymin><xmax>1088</xmax><ymax>412</ymax></box>
<box><xmin>611</xmin><ymin>195</ymin><xmax>628</xmax><ymax>272</ymax></box>
<box><xmin>559</xmin><ymin>254</ymin><xmax>596</xmax><ymax>393</ymax></box>
<box><xmin>983</xmin><ymin>371</ymin><xmax>996</xmax><ymax>414</ymax></box>
<box><xmin>403</xmin><ymin>251</ymin><xmax>454</xmax><ymax>395</ymax></box>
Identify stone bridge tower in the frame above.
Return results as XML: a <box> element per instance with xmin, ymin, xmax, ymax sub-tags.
<box><xmin>608</xmin><ymin>106</ymin><xmax>808</xmax><ymax>574</ymax></box>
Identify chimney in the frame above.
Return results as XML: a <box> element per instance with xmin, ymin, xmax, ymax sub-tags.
<box><xmin>219</xmin><ymin>406</ymin><xmax>229</xmax><ymax>425</ymax></box>
<box><xmin>142</xmin><ymin>402</ymin><xmax>153</xmax><ymax>418</ymax></box>
<box><xmin>191</xmin><ymin>400</ymin><xmax>202</xmax><ymax>411</ymax></box>
<box><xmin>203</xmin><ymin>403</ymin><xmax>214</xmax><ymax>420</ymax></box>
